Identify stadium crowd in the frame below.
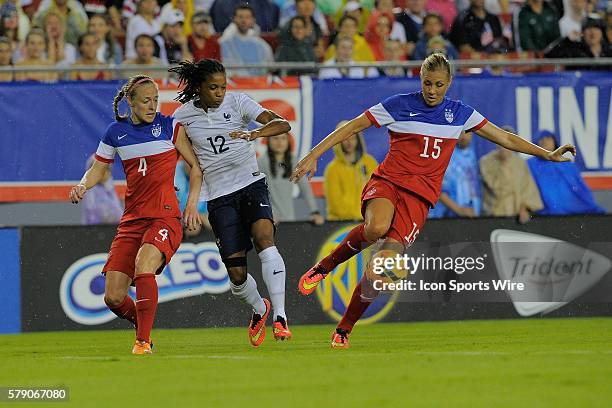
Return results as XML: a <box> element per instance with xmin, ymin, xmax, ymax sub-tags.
<box><xmin>0</xmin><ymin>0</ymin><xmax>610</xmax><ymax>81</ymax></box>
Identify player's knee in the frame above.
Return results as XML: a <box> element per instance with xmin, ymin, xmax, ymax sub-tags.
<box><xmin>135</xmin><ymin>247</ymin><xmax>163</xmax><ymax>275</ymax></box>
<box><xmin>253</xmin><ymin>237</ymin><xmax>274</xmax><ymax>253</ymax></box>
<box><xmin>104</xmin><ymin>291</ymin><xmax>126</xmax><ymax>307</ymax></box>
<box><xmin>227</xmin><ymin>268</ymin><xmax>247</xmax><ymax>285</ymax></box>
<box><xmin>364</xmin><ymin>219</ymin><xmax>391</xmax><ymax>240</ymax></box>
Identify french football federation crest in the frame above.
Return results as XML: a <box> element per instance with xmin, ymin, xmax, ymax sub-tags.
<box><xmin>223</xmin><ymin>113</ymin><xmax>231</xmax><ymax>121</ymax></box>
<box><xmin>151</xmin><ymin>123</ymin><xmax>162</xmax><ymax>138</ymax></box>
<box><xmin>444</xmin><ymin>109</ymin><xmax>454</xmax><ymax>123</ymax></box>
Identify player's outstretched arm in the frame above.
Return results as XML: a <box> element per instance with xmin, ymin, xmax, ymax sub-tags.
<box><xmin>69</xmin><ymin>159</ymin><xmax>111</xmax><ymax>203</ymax></box>
<box><xmin>175</xmin><ymin>127</ymin><xmax>204</xmax><ymax>231</ymax></box>
<box><xmin>476</xmin><ymin>122</ymin><xmax>576</xmax><ymax>162</ymax></box>
<box><xmin>229</xmin><ymin>110</ymin><xmax>291</xmax><ymax>141</ymax></box>
<box><xmin>290</xmin><ymin>113</ymin><xmax>372</xmax><ymax>182</ymax></box>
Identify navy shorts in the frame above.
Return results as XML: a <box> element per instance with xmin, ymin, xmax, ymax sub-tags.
<box><xmin>207</xmin><ymin>178</ymin><xmax>274</xmax><ymax>259</ymax></box>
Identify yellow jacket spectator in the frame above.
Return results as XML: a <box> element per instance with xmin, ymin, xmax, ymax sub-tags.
<box><xmin>324</xmin><ymin>123</ymin><xmax>377</xmax><ymax>220</ymax></box>
<box><xmin>325</xmin><ymin>15</ymin><xmax>375</xmax><ymax>61</ymax></box>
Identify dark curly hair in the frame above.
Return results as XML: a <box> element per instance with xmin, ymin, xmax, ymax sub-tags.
<box><xmin>169</xmin><ymin>59</ymin><xmax>226</xmax><ymax>104</ymax></box>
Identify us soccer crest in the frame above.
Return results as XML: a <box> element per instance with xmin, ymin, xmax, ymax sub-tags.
<box><xmin>444</xmin><ymin>109</ymin><xmax>454</xmax><ymax>123</ymax></box>
<box><xmin>151</xmin><ymin>123</ymin><xmax>162</xmax><ymax>138</ymax></box>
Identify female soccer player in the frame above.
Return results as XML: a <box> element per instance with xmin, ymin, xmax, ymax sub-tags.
<box><xmin>291</xmin><ymin>53</ymin><xmax>576</xmax><ymax>348</ymax></box>
<box><xmin>69</xmin><ymin>75</ymin><xmax>203</xmax><ymax>355</ymax></box>
<box><xmin>170</xmin><ymin>59</ymin><xmax>293</xmax><ymax>347</ymax></box>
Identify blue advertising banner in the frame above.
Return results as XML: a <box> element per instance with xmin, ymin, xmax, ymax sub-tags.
<box><xmin>0</xmin><ymin>228</ymin><xmax>20</xmax><ymax>334</ymax></box>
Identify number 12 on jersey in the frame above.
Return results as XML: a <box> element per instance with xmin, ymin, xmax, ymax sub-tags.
<box><xmin>419</xmin><ymin>136</ymin><xmax>442</xmax><ymax>159</ymax></box>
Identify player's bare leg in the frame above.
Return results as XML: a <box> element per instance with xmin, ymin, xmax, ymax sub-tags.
<box><xmin>132</xmin><ymin>244</ymin><xmax>164</xmax><ymax>355</ymax></box>
<box><xmin>252</xmin><ymin>219</ymin><xmax>291</xmax><ymax>340</ymax></box>
<box><xmin>225</xmin><ymin>251</ymin><xmax>270</xmax><ymax>347</ymax></box>
<box><xmin>104</xmin><ymin>271</ymin><xmax>136</xmax><ymax>331</ymax></box>
<box><xmin>299</xmin><ymin>198</ymin><xmax>395</xmax><ymax>295</ymax></box>
<box><xmin>332</xmin><ymin>238</ymin><xmax>404</xmax><ymax>349</ymax></box>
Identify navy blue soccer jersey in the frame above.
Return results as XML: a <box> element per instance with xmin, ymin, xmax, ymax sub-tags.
<box><xmin>94</xmin><ymin>113</ymin><xmax>182</xmax><ymax>222</ymax></box>
<box><xmin>365</xmin><ymin>91</ymin><xmax>488</xmax><ymax>206</ymax></box>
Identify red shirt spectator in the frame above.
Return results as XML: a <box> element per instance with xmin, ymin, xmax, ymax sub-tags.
<box><xmin>187</xmin><ymin>11</ymin><xmax>221</xmax><ymax>61</ymax></box>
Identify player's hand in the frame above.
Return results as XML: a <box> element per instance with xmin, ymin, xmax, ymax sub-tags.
<box><xmin>310</xmin><ymin>213</ymin><xmax>325</xmax><ymax>226</ymax></box>
<box><xmin>518</xmin><ymin>207</ymin><xmax>531</xmax><ymax>224</ymax></box>
<box><xmin>546</xmin><ymin>144</ymin><xmax>576</xmax><ymax>162</ymax></box>
<box><xmin>69</xmin><ymin>184</ymin><xmax>86</xmax><ymax>203</ymax></box>
<box><xmin>457</xmin><ymin>207</ymin><xmax>476</xmax><ymax>218</ymax></box>
<box><xmin>229</xmin><ymin>130</ymin><xmax>258</xmax><ymax>141</ymax></box>
<box><xmin>290</xmin><ymin>153</ymin><xmax>318</xmax><ymax>182</ymax></box>
<box><xmin>183</xmin><ymin>203</ymin><xmax>202</xmax><ymax>232</ymax></box>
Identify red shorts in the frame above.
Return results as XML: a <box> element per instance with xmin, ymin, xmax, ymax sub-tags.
<box><xmin>361</xmin><ymin>175</ymin><xmax>430</xmax><ymax>247</ymax></box>
<box><xmin>102</xmin><ymin>217</ymin><xmax>183</xmax><ymax>279</ymax></box>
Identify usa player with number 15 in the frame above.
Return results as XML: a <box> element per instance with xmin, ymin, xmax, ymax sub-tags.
<box><xmin>69</xmin><ymin>75</ymin><xmax>203</xmax><ymax>355</ymax></box>
<box><xmin>291</xmin><ymin>53</ymin><xmax>577</xmax><ymax>348</ymax></box>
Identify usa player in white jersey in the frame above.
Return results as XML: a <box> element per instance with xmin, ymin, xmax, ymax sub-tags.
<box><xmin>171</xmin><ymin>59</ymin><xmax>293</xmax><ymax>346</ymax></box>
<box><xmin>292</xmin><ymin>53</ymin><xmax>577</xmax><ymax>348</ymax></box>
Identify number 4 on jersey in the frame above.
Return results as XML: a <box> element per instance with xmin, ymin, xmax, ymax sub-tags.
<box><xmin>138</xmin><ymin>157</ymin><xmax>147</xmax><ymax>176</ymax></box>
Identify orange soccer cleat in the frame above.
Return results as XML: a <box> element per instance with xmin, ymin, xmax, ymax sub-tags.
<box><xmin>331</xmin><ymin>328</ymin><xmax>350</xmax><ymax>349</ymax></box>
<box><xmin>132</xmin><ymin>340</ymin><xmax>153</xmax><ymax>355</ymax></box>
<box><xmin>298</xmin><ymin>264</ymin><xmax>328</xmax><ymax>296</ymax></box>
<box><xmin>248</xmin><ymin>298</ymin><xmax>271</xmax><ymax>347</ymax></box>
<box><xmin>272</xmin><ymin>316</ymin><xmax>292</xmax><ymax>341</ymax></box>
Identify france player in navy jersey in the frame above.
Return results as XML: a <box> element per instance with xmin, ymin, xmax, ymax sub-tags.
<box><xmin>69</xmin><ymin>75</ymin><xmax>203</xmax><ymax>355</ymax></box>
<box><xmin>292</xmin><ymin>53</ymin><xmax>577</xmax><ymax>348</ymax></box>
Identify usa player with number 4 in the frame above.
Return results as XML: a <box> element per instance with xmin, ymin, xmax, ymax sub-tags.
<box><xmin>69</xmin><ymin>75</ymin><xmax>203</xmax><ymax>355</ymax></box>
<box><xmin>291</xmin><ymin>53</ymin><xmax>577</xmax><ymax>348</ymax></box>
<box><xmin>171</xmin><ymin>60</ymin><xmax>293</xmax><ymax>347</ymax></box>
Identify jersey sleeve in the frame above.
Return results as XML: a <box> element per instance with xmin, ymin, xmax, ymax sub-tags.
<box><xmin>462</xmin><ymin>104</ymin><xmax>488</xmax><ymax>132</ymax></box>
<box><xmin>95</xmin><ymin>124</ymin><xmax>117</xmax><ymax>163</ymax></box>
<box><xmin>160</xmin><ymin>114</ymin><xmax>183</xmax><ymax>144</ymax></box>
<box><xmin>365</xmin><ymin>94</ymin><xmax>401</xmax><ymax>128</ymax></box>
<box><xmin>237</xmin><ymin>93</ymin><xmax>265</xmax><ymax>123</ymax></box>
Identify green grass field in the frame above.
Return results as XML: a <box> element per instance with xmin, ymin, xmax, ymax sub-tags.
<box><xmin>1</xmin><ymin>318</ymin><xmax>611</xmax><ymax>407</ymax></box>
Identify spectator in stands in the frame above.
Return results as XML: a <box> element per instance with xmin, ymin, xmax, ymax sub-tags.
<box><xmin>340</xmin><ymin>0</ymin><xmax>367</xmax><ymax>33</ymax></box>
<box><xmin>156</xmin><ymin>10</ymin><xmax>193</xmax><ymax>63</ymax></box>
<box><xmin>187</xmin><ymin>11</ymin><xmax>221</xmax><ymax>61</ymax></box>
<box><xmin>449</xmin><ymin>0</ymin><xmax>505</xmax><ymax>54</ymax></box>
<box><xmin>88</xmin><ymin>13</ymin><xmax>122</xmax><ymax>65</ymax></box>
<box><xmin>43</xmin><ymin>10</ymin><xmax>77</xmax><ymax>67</ymax></box>
<box><xmin>545</xmin><ymin>17</ymin><xmax>612</xmax><ymax>67</ymax></box>
<box><xmin>518</xmin><ymin>0</ymin><xmax>560</xmax><ymax>51</ymax></box>
<box><xmin>220</xmin><ymin>3</ymin><xmax>274</xmax><ymax>76</ymax></box>
<box><xmin>325</xmin><ymin>15</ymin><xmax>375</xmax><ymax>61</ymax></box>
<box><xmin>160</xmin><ymin>0</ymin><xmax>193</xmax><ymax>36</ymax></box>
<box><xmin>122</xmin><ymin>33</ymin><xmax>165</xmax><ymax>78</ymax></box>
<box><xmin>607</xmin><ymin>11</ymin><xmax>612</xmax><ymax>44</ymax></box>
<box><xmin>395</xmin><ymin>0</ymin><xmax>428</xmax><ymax>55</ymax></box>
<box><xmin>175</xmin><ymin>159</ymin><xmax>211</xmax><ymax>236</ymax></box>
<box><xmin>319</xmin><ymin>36</ymin><xmax>379</xmax><ymax>78</ymax></box>
<box><xmin>15</xmin><ymin>29</ymin><xmax>59</xmax><ymax>81</ymax></box>
<box><xmin>211</xmin><ymin>0</ymin><xmax>279</xmax><ymax>33</ymax></box>
<box><xmin>70</xmin><ymin>32</ymin><xmax>110</xmax><ymax>79</ymax></box>
<box><xmin>275</xmin><ymin>15</ymin><xmax>317</xmax><ymax>75</ymax></box>
<box><xmin>480</xmin><ymin>127</ymin><xmax>543</xmax><ymax>223</ymax></box>
<box><xmin>378</xmin><ymin>38</ymin><xmax>408</xmax><ymax>76</ymax></box>
<box><xmin>412</xmin><ymin>12</ymin><xmax>458</xmax><ymax>59</ymax></box>
<box><xmin>258</xmin><ymin>133</ymin><xmax>324</xmax><ymax>224</ymax></box>
<box><xmin>429</xmin><ymin>131</ymin><xmax>481</xmax><ymax>218</ymax></box>
<box><xmin>291</xmin><ymin>0</ymin><xmax>327</xmax><ymax>59</ymax></box>
<box><xmin>280</xmin><ymin>0</ymin><xmax>329</xmax><ymax>40</ymax></box>
<box><xmin>324</xmin><ymin>121</ymin><xmax>378</xmax><ymax>220</ymax></box>
<box><xmin>527</xmin><ymin>130</ymin><xmax>605</xmax><ymax>215</ymax></box>
<box><xmin>125</xmin><ymin>0</ymin><xmax>161</xmax><ymax>60</ymax></box>
<box><xmin>375</xmin><ymin>0</ymin><xmax>410</xmax><ymax>42</ymax></box>
<box><xmin>34</xmin><ymin>0</ymin><xmax>88</xmax><ymax>46</ymax></box>
<box><xmin>81</xmin><ymin>155</ymin><xmax>123</xmax><ymax>225</ymax></box>
<box><xmin>0</xmin><ymin>36</ymin><xmax>13</xmax><ymax>81</ymax></box>
<box><xmin>1</xmin><ymin>0</ymin><xmax>29</xmax><ymax>46</ymax></box>
<box><xmin>559</xmin><ymin>0</ymin><xmax>587</xmax><ymax>40</ymax></box>
<box><xmin>425</xmin><ymin>0</ymin><xmax>456</xmax><ymax>33</ymax></box>
<box><xmin>365</xmin><ymin>10</ymin><xmax>393</xmax><ymax>60</ymax></box>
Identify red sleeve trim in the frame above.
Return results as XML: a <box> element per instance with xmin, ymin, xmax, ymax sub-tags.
<box><xmin>94</xmin><ymin>154</ymin><xmax>114</xmax><ymax>164</ymax></box>
<box><xmin>172</xmin><ymin>122</ymin><xmax>182</xmax><ymax>144</ymax></box>
<box><xmin>467</xmin><ymin>118</ymin><xmax>488</xmax><ymax>133</ymax></box>
<box><xmin>365</xmin><ymin>110</ymin><xmax>381</xmax><ymax>128</ymax></box>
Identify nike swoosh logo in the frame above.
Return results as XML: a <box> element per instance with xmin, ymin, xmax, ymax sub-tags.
<box><xmin>302</xmin><ymin>280</ymin><xmax>318</xmax><ymax>290</ymax></box>
<box><xmin>273</xmin><ymin>270</ymin><xmax>284</xmax><ymax>275</ymax></box>
<box><xmin>118</xmin><ymin>133</ymin><xmax>128</xmax><ymax>140</ymax></box>
<box><xmin>260</xmin><ymin>203</ymin><xmax>269</xmax><ymax>207</ymax></box>
<box><xmin>409</xmin><ymin>112</ymin><xmax>420</xmax><ymax>117</ymax></box>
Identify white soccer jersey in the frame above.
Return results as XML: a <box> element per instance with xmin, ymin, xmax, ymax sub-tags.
<box><xmin>173</xmin><ymin>92</ymin><xmax>266</xmax><ymax>201</ymax></box>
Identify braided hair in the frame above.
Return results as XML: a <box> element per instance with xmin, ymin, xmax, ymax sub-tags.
<box><xmin>112</xmin><ymin>75</ymin><xmax>155</xmax><ymax>121</ymax></box>
<box><xmin>169</xmin><ymin>59</ymin><xmax>225</xmax><ymax>104</ymax></box>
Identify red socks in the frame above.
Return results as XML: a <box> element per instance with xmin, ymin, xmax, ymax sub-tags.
<box><xmin>105</xmin><ymin>295</ymin><xmax>137</xmax><ymax>327</ymax></box>
<box><xmin>319</xmin><ymin>224</ymin><xmax>373</xmax><ymax>272</ymax></box>
<box><xmin>134</xmin><ymin>274</ymin><xmax>158</xmax><ymax>342</ymax></box>
<box><xmin>337</xmin><ymin>275</ymin><xmax>379</xmax><ymax>332</ymax></box>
